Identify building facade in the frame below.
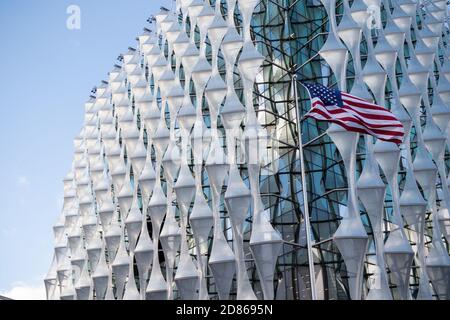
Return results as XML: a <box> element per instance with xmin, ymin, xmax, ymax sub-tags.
<box><xmin>45</xmin><ymin>0</ymin><xmax>450</xmax><ymax>300</ymax></box>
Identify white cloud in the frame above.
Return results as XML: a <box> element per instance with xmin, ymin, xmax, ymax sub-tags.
<box><xmin>17</xmin><ymin>176</ymin><xmax>31</xmax><ymax>187</ymax></box>
<box><xmin>0</xmin><ymin>282</ymin><xmax>46</xmax><ymax>300</ymax></box>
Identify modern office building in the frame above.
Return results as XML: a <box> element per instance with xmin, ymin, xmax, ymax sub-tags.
<box><xmin>45</xmin><ymin>0</ymin><xmax>450</xmax><ymax>300</ymax></box>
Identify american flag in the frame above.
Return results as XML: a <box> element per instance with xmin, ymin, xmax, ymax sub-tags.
<box><xmin>301</xmin><ymin>82</ymin><xmax>404</xmax><ymax>145</ymax></box>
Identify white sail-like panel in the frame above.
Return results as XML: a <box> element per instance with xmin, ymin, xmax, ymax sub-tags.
<box><xmin>46</xmin><ymin>0</ymin><xmax>450</xmax><ymax>301</ymax></box>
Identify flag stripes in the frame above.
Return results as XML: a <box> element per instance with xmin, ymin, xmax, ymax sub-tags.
<box><xmin>302</xmin><ymin>83</ymin><xmax>405</xmax><ymax>145</ymax></box>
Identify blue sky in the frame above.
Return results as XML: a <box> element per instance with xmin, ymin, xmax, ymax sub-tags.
<box><xmin>0</xmin><ymin>0</ymin><xmax>170</xmax><ymax>299</ymax></box>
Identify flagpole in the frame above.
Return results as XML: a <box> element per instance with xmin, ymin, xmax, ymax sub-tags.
<box><xmin>292</xmin><ymin>74</ymin><xmax>317</xmax><ymax>300</ymax></box>
<box><xmin>292</xmin><ymin>74</ymin><xmax>317</xmax><ymax>301</ymax></box>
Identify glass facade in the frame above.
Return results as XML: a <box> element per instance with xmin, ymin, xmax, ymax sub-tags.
<box><xmin>45</xmin><ymin>0</ymin><xmax>450</xmax><ymax>300</ymax></box>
